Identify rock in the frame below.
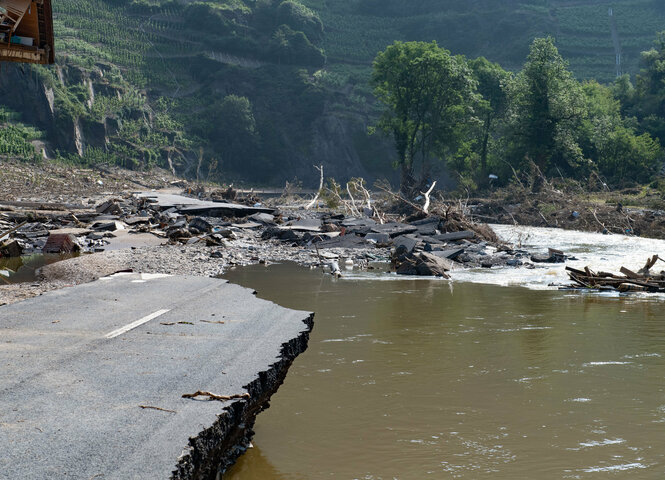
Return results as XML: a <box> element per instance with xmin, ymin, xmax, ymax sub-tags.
<box><xmin>415</xmin><ymin>252</ymin><xmax>452</xmax><ymax>277</ymax></box>
<box><xmin>531</xmin><ymin>248</ymin><xmax>565</xmax><ymax>263</ymax></box>
<box><xmin>392</xmin><ymin>250</ymin><xmax>451</xmax><ymax>278</ymax></box>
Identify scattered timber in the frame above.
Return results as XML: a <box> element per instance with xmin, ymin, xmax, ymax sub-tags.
<box><xmin>566</xmin><ymin>255</ymin><xmax>665</xmax><ymax>293</ymax></box>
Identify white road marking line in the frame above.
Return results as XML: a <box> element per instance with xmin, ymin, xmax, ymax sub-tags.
<box><xmin>105</xmin><ymin>309</ymin><xmax>171</xmax><ymax>339</ymax></box>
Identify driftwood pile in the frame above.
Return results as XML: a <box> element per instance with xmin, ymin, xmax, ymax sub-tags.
<box><xmin>567</xmin><ymin>255</ymin><xmax>665</xmax><ymax>293</ymax></box>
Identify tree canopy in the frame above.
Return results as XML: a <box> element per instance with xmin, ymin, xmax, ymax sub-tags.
<box><xmin>371</xmin><ymin>41</ymin><xmax>477</xmax><ymax>192</ymax></box>
<box><xmin>371</xmin><ymin>36</ymin><xmax>664</xmax><ymax>192</ymax></box>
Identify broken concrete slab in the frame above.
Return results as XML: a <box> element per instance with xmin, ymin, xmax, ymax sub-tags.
<box><xmin>281</xmin><ymin>218</ymin><xmax>322</xmax><ymax>232</ymax></box>
<box><xmin>95</xmin><ymin>199</ymin><xmax>123</xmax><ymax>215</ymax></box>
<box><xmin>341</xmin><ymin>217</ymin><xmax>377</xmax><ymax>228</ymax></box>
<box><xmin>370</xmin><ymin>222</ymin><xmax>418</xmax><ymax>238</ymax></box>
<box><xmin>410</xmin><ymin>215</ymin><xmax>441</xmax><ymax>226</ymax></box>
<box><xmin>417</xmin><ymin>252</ymin><xmax>453</xmax><ymax>276</ymax></box>
<box><xmin>365</xmin><ymin>233</ymin><xmax>391</xmax><ymax>245</ymax></box>
<box><xmin>100</xmin><ymin>231</ymin><xmax>168</xmax><ymax>251</ymax></box>
<box><xmin>392</xmin><ymin>235</ymin><xmax>419</xmax><ymax>253</ymax></box>
<box><xmin>429</xmin><ymin>248</ymin><xmax>465</xmax><ymax>261</ymax></box>
<box><xmin>433</xmin><ymin>231</ymin><xmax>475</xmax><ymax>242</ymax></box>
<box><xmin>248</xmin><ymin>213</ymin><xmax>276</xmax><ymax>225</ymax></box>
<box><xmin>314</xmin><ymin>234</ymin><xmax>368</xmax><ymax>249</ymax></box>
<box><xmin>261</xmin><ymin>227</ymin><xmax>301</xmax><ymax>242</ymax></box>
<box><xmin>125</xmin><ymin>216</ymin><xmax>151</xmax><ymax>226</ymax></box>
<box><xmin>92</xmin><ymin>220</ymin><xmax>126</xmax><ymax>232</ymax></box>
<box><xmin>136</xmin><ymin>192</ymin><xmax>275</xmax><ymax>217</ymax></box>
<box><xmin>47</xmin><ymin>227</ymin><xmax>92</xmax><ymax>236</ymax></box>
<box><xmin>189</xmin><ymin>217</ymin><xmax>212</xmax><ymax>234</ymax></box>
<box><xmin>411</xmin><ymin>216</ymin><xmax>441</xmax><ymax>236</ymax></box>
<box><xmin>392</xmin><ymin>250</ymin><xmax>451</xmax><ymax>278</ymax></box>
<box><xmin>232</xmin><ymin>222</ymin><xmax>263</xmax><ymax>229</ymax></box>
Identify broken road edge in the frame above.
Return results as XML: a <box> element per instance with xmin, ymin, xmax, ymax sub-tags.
<box><xmin>172</xmin><ymin>312</ymin><xmax>315</xmax><ymax>479</ymax></box>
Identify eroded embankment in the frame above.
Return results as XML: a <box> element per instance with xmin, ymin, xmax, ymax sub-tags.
<box><xmin>173</xmin><ymin>313</ymin><xmax>315</xmax><ymax>479</ymax></box>
<box><xmin>0</xmin><ymin>274</ymin><xmax>313</xmax><ymax>480</ymax></box>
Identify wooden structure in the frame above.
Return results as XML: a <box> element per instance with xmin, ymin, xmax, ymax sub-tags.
<box><xmin>0</xmin><ymin>0</ymin><xmax>53</xmax><ymax>64</ymax></box>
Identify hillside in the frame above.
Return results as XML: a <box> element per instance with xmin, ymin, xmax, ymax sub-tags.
<box><xmin>0</xmin><ymin>0</ymin><xmax>664</xmax><ymax>186</ymax></box>
<box><xmin>307</xmin><ymin>0</ymin><xmax>665</xmax><ymax>83</ymax></box>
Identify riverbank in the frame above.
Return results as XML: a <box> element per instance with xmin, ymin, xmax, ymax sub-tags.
<box><xmin>471</xmin><ymin>181</ymin><xmax>665</xmax><ymax>239</ymax></box>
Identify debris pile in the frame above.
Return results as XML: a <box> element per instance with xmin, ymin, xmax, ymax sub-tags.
<box><xmin>0</xmin><ymin>189</ymin><xmax>544</xmax><ymax>284</ymax></box>
<box><xmin>566</xmin><ymin>255</ymin><xmax>665</xmax><ymax>293</ymax></box>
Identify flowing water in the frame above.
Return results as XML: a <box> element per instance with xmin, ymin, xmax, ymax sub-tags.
<box><xmin>223</xmin><ymin>226</ymin><xmax>665</xmax><ymax>479</ymax></box>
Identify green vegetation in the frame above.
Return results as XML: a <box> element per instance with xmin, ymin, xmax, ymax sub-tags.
<box><xmin>371</xmin><ymin>41</ymin><xmax>477</xmax><ymax>191</ymax></box>
<box><xmin>372</xmin><ymin>37</ymin><xmax>665</xmax><ymax>192</ymax></box>
<box><xmin>2</xmin><ymin>0</ymin><xmax>665</xmax><ymax>189</ymax></box>
<box><xmin>0</xmin><ymin>108</ymin><xmax>43</xmax><ymax>162</ymax></box>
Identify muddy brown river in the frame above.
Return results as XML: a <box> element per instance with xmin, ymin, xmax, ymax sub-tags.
<box><xmin>223</xmin><ymin>261</ymin><xmax>665</xmax><ymax>479</ymax></box>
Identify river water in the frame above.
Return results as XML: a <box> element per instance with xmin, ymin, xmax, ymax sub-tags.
<box><xmin>223</xmin><ymin>226</ymin><xmax>665</xmax><ymax>479</ymax></box>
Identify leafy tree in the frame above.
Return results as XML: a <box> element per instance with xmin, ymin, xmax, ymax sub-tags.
<box><xmin>506</xmin><ymin>37</ymin><xmax>586</xmax><ymax>175</ymax></box>
<box><xmin>371</xmin><ymin>41</ymin><xmax>476</xmax><ymax>192</ymax></box>
<box><xmin>580</xmin><ymin>81</ymin><xmax>661</xmax><ymax>183</ymax></box>
<box><xmin>468</xmin><ymin>57</ymin><xmax>511</xmax><ymax>179</ymax></box>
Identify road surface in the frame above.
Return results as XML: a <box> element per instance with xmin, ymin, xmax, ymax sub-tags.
<box><xmin>0</xmin><ymin>272</ymin><xmax>313</xmax><ymax>479</ymax></box>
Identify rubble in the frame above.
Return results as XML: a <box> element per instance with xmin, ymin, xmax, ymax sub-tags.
<box><xmin>0</xmin><ymin>184</ymin><xmax>563</xmax><ymax>291</ymax></box>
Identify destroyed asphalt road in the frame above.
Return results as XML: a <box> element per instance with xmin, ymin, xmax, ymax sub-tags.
<box><xmin>0</xmin><ymin>273</ymin><xmax>313</xmax><ymax>479</ymax></box>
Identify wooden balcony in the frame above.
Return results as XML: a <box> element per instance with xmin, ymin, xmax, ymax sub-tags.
<box><xmin>0</xmin><ymin>0</ymin><xmax>53</xmax><ymax>65</ymax></box>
